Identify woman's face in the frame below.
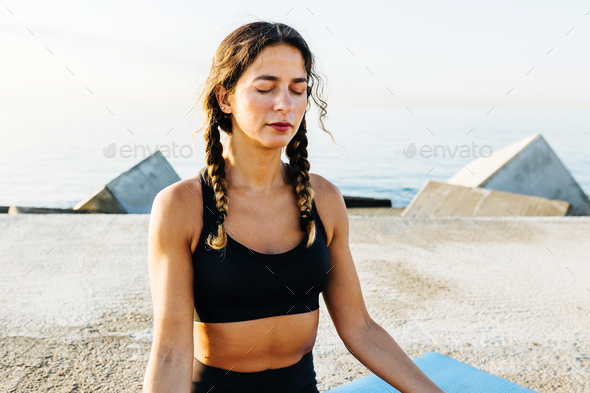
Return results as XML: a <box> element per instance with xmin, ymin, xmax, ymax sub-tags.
<box><xmin>219</xmin><ymin>44</ymin><xmax>308</xmax><ymax>149</ymax></box>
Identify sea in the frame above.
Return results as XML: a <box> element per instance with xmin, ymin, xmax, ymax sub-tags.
<box><xmin>1</xmin><ymin>105</ymin><xmax>588</xmax><ymax>209</ymax></box>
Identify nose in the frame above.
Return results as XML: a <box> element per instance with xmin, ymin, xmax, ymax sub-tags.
<box><xmin>274</xmin><ymin>85</ymin><xmax>295</xmax><ymax>113</ymax></box>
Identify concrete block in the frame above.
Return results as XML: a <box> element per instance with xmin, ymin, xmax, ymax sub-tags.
<box><xmin>73</xmin><ymin>150</ymin><xmax>181</xmax><ymax>214</ymax></box>
<box><xmin>401</xmin><ymin>181</ymin><xmax>571</xmax><ymax>218</ymax></box>
<box><xmin>448</xmin><ymin>133</ymin><xmax>590</xmax><ymax>215</ymax></box>
<box><xmin>347</xmin><ymin>207</ymin><xmax>404</xmax><ymax>217</ymax></box>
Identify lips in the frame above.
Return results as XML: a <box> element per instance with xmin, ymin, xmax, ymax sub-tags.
<box><xmin>268</xmin><ymin>122</ymin><xmax>292</xmax><ymax>132</ymax></box>
<box><xmin>269</xmin><ymin>122</ymin><xmax>292</xmax><ymax>126</ymax></box>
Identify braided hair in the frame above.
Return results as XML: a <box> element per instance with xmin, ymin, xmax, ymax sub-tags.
<box><xmin>191</xmin><ymin>21</ymin><xmax>340</xmax><ymax>252</ymax></box>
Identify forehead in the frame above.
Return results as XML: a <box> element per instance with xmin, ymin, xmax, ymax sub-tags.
<box><xmin>242</xmin><ymin>44</ymin><xmax>307</xmax><ymax>81</ymax></box>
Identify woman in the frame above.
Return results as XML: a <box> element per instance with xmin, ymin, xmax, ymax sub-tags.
<box><xmin>142</xmin><ymin>21</ymin><xmax>444</xmax><ymax>393</ymax></box>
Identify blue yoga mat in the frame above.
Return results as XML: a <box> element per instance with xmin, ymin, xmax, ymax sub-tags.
<box><xmin>324</xmin><ymin>351</ymin><xmax>536</xmax><ymax>393</ymax></box>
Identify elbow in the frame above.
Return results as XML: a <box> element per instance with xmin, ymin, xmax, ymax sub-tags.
<box><xmin>339</xmin><ymin>314</ymin><xmax>376</xmax><ymax>344</ymax></box>
<box><xmin>154</xmin><ymin>345</ymin><xmax>192</xmax><ymax>366</ymax></box>
<box><xmin>143</xmin><ymin>347</ymin><xmax>194</xmax><ymax>393</ymax></box>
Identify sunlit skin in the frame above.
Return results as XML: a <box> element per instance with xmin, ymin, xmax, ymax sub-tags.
<box><xmin>190</xmin><ymin>44</ymin><xmax>330</xmax><ymax>372</ymax></box>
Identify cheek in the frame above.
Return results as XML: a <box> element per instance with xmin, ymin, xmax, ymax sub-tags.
<box><xmin>298</xmin><ymin>96</ymin><xmax>307</xmax><ymax>110</ymax></box>
<box><xmin>240</xmin><ymin>92</ymin><xmax>271</xmax><ymax>119</ymax></box>
<box><xmin>296</xmin><ymin>97</ymin><xmax>307</xmax><ymax>116</ymax></box>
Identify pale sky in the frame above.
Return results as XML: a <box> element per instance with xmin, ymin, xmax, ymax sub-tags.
<box><xmin>1</xmin><ymin>0</ymin><xmax>589</xmax><ymax>109</ymax></box>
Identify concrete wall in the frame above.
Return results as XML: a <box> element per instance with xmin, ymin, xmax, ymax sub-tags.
<box><xmin>401</xmin><ymin>181</ymin><xmax>571</xmax><ymax>218</ymax></box>
<box><xmin>448</xmin><ymin>134</ymin><xmax>590</xmax><ymax>216</ymax></box>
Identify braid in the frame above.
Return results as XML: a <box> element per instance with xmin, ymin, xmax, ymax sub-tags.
<box><xmin>286</xmin><ymin>115</ymin><xmax>317</xmax><ymax>248</ymax></box>
<box><xmin>204</xmin><ymin>120</ymin><xmax>230</xmax><ymax>252</ymax></box>
<box><xmin>189</xmin><ymin>22</ymin><xmax>344</xmax><ymax>252</ymax></box>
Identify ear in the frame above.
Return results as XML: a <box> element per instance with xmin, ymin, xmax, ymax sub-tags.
<box><xmin>215</xmin><ymin>86</ymin><xmax>232</xmax><ymax>114</ymax></box>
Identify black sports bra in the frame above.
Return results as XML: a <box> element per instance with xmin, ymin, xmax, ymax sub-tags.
<box><xmin>192</xmin><ymin>166</ymin><xmax>332</xmax><ymax>323</ymax></box>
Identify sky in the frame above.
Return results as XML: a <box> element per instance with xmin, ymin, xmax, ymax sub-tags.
<box><xmin>1</xmin><ymin>0</ymin><xmax>589</xmax><ymax>110</ymax></box>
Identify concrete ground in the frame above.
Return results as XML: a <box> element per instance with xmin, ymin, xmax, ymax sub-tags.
<box><xmin>0</xmin><ymin>213</ymin><xmax>588</xmax><ymax>392</ymax></box>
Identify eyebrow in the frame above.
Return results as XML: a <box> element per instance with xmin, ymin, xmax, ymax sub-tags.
<box><xmin>252</xmin><ymin>75</ymin><xmax>308</xmax><ymax>84</ymax></box>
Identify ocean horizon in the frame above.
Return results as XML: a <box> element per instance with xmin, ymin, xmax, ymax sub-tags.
<box><xmin>1</xmin><ymin>105</ymin><xmax>588</xmax><ymax>209</ymax></box>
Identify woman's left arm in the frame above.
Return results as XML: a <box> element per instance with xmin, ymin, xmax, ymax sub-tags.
<box><xmin>338</xmin><ymin>319</ymin><xmax>444</xmax><ymax>393</ymax></box>
<box><xmin>314</xmin><ymin>175</ymin><xmax>444</xmax><ymax>393</ymax></box>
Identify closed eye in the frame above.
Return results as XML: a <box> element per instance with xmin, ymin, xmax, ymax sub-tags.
<box><xmin>256</xmin><ymin>88</ymin><xmax>305</xmax><ymax>96</ymax></box>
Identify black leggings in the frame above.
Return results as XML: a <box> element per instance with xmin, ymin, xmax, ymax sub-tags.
<box><xmin>192</xmin><ymin>350</ymin><xmax>320</xmax><ymax>393</ymax></box>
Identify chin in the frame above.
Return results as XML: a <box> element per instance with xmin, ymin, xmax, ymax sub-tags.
<box><xmin>263</xmin><ymin>135</ymin><xmax>291</xmax><ymax>149</ymax></box>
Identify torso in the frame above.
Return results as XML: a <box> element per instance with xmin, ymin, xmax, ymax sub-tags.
<box><xmin>185</xmin><ymin>170</ymin><xmax>333</xmax><ymax>372</ymax></box>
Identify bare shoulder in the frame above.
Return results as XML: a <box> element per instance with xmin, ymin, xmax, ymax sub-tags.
<box><xmin>310</xmin><ymin>173</ymin><xmax>347</xmax><ymax>248</ymax></box>
<box><xmin>150</xmin><ymin>175</ymin><xmax>204</xmax><ymax>254</ymax></box>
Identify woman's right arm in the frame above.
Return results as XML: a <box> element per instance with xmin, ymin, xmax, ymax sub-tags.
<box><xmin>142</xmin><ymin>182</ymin><xmax>201</xmax><ymax>393</ymax></box>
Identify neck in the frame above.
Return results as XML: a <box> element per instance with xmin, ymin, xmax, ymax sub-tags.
<box><xmin>222</xmin><ymin>137</ymin><xmax>289</xmax><ymax>196</ymax></box>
